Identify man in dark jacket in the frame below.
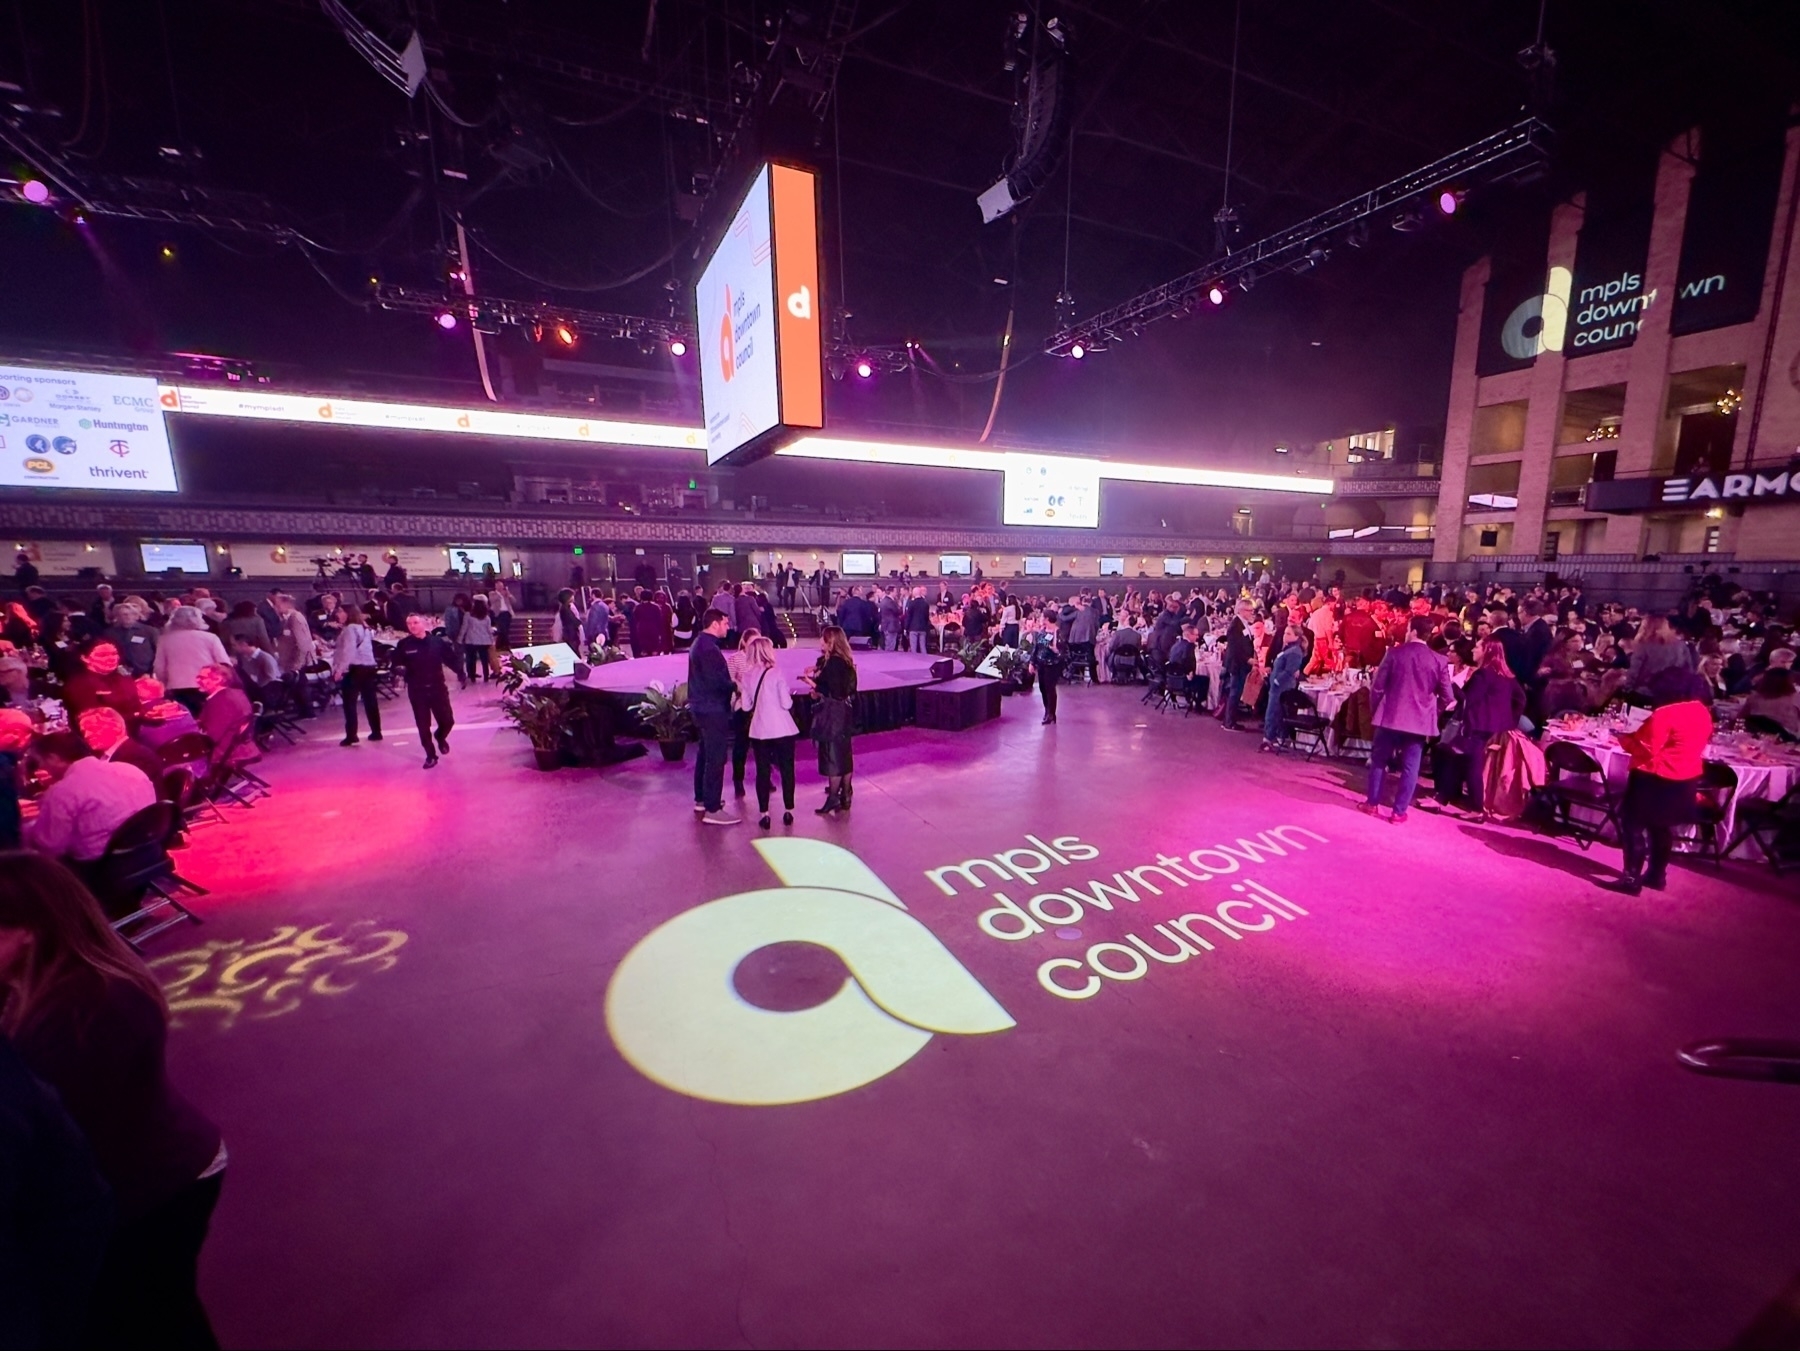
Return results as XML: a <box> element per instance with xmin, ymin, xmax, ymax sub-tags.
<box><xmin>903</xmin><ymin>587</ymin><xmax>932</xmax><ymax>653</ymax></box>
<box><xmin>1362</xmin><ymin>616</ymin><xmax>1454</xmax><ymax>823</ymax></box>
<box><xmin>390</xmin><ymin>611</ymin><xmax>461</xmax><ymax>768</ymax></box>
<box><xmin>687</xmin><ymin>608</ymin><xmax>738</xmax><ymax>824</ymax></box>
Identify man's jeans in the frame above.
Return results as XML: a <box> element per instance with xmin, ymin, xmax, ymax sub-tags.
<box><xmin>1366</xmin><ymin>727</ymin><xmax>1427</xmax><ymax>815</ymax></box>
<box><xmin>692</xmin><ymin>710</ymin><xmax>732</xmax><ymax>812</ymax></box>
<box><xmin>907</xmin><ymin>630</ymin><xmax>927</xmax><ymax>653</ymax></box>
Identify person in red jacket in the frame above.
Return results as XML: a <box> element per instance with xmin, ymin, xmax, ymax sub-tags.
<box><xmin>1606</xmin><ymin>669</ymin><xmax>1713</xmax><ymax>894</ymax></box>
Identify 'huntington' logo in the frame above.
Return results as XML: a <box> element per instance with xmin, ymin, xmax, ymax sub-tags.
<box><xmin>606</xmin><ymin>840</ymin><xmax>1013</xmax><ymax>1106</ymax></box>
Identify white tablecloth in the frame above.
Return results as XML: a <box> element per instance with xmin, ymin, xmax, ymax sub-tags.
<box><xmin>1542</xmin><ymin>726</ymin><xmax>1798</xmax><ymax>858</ymax></box>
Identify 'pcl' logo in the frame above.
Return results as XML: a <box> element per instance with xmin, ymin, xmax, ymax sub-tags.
<box><xmin>606</xmin><ymin>839</ymin><xmax>1013</xmax><ymax>1106</ymax></box>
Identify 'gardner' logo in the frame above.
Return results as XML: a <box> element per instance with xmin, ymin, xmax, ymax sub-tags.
<box><xmin>606</xmin><ymin>839</ymin><xmax>1013</xmax><ymax>1106</ymax></box>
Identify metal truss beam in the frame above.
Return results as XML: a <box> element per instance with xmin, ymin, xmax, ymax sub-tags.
<box><xmin>1046</xmin><ymin>117</ymin><xmax>1552</xmax><ymax>356</ymax></box>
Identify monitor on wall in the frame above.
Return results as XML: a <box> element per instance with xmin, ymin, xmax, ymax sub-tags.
<box><xmin>447</xmin><ymin>545</ymin><xmax>502</xmax><ymax>576</ymax></box>
<box><xmin>1098</xmin><ymin>555</ymin><xmax>1125</xmax><ymax>576</ymax></box>
<box><xmin>1023</xmin><ymin>555</ymin><xmax>1053</xmax><ymax>577</ymax></box>
<box><xmin>840</xmin><ymin>551</ymin><xmax>877</xmax><ymax>576</ymax></box>
<box><xmin>938</xmin><ymin>553</ymin><xmax>972</xmax><ymax>575</ymax></box>
<box><xmin>140</xmin><ymin>541</ymin><xmax>210</xmax><ymax>574</ymax></box>
<box><xmin>1162</xmin><ymin>557</ymin><xmax>1188</xmax><ymax>577</ymax></box>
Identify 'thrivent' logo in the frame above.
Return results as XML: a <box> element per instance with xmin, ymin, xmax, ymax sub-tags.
<box><xmin>606</xmin><ymin>840</ymin><xmax>1013</xmax><ymax>1106</ymax></box>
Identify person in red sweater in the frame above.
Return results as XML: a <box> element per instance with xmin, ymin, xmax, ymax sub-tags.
<box><xmin>61</xmin><ymin>641</ymin><xmax>143</xmax><ymax>726</ymax></box>
<box><xmin>1606</xmin><ymin>669</ymin><xmax>1713</xmax><ymax>894</ymax></box>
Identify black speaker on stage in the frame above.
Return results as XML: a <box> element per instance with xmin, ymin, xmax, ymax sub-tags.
<box><xmin>930</xmin><ymin>658</ymin><xmax>955</xmax><ymax>681</ymax></box>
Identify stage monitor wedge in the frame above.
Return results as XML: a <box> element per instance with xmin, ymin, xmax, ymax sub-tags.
<box><xmin>696</xmin><ymin>163</ymin><xmax>824</xmax><ymax>467</ymax></box>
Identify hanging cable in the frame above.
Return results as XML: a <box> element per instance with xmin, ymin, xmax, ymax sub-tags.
<box><xmin>454</xmin><ymin>219</ymin><xmax>499</xmax><ymax>403</ymax></box>
<box><xmin>977</xmin><ymin>217</ymin><xmax>1022</xmax><ymax>442</ymax></box>
<box><xmin>1221</xmin><ymin>0</ymin><xmax>1241</xmax><ymax>214</ymax></box>
<box><xmin>463</xmin><ymin>225</ymin><xmax>683</xmax><ymax>293</ymax></box>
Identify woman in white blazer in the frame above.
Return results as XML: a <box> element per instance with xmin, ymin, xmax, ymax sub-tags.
<box><xmin>734</xmin><ymin>633</ymin><xmax>800</xmax><ymax>829</ymax></box>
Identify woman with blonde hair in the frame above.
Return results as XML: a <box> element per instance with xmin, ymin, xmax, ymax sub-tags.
<box><xmin>801</xmin><ymin>625</ymin><xmax>858</xmax><ymax>815</ymax></box>
<box><xmin>0</xmin><ymin>852</ymin><xmax>224</xmax><ymax>1344</ymax></box>
<box><xmin>331</xmin><ymin>602</ymin><xmax>382</xmax><ymax>746</ymax></box>
<box><xmin>735</xmin><ymin>633</ymin><xmax>800</xmax><ymax>828</ymax></box>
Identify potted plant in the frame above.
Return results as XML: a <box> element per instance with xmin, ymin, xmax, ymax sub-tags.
<box><xmin>501</xmin><ymin>688</ymin><xmax>584</xmax><ymax>769</ymax></box>
<box><xmin>957</xmin><ymin>640</ymin><xmax>991</xmax><ymax>677</ymax></box>
<box><xmin>629</xmin><ymin>680</ymin><xmax>694</xmax><ymax>761</ymax></box>
<box><xmin>990</xmin><ymin>646</ymin><xmax>1033</xmax><ymax>694</ymax></box>
<box><xmin>498</xmin><ymin>651</ymin><xmax>553</xmax><ymax>694</ymax></box>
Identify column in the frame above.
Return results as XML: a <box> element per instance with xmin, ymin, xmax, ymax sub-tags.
<box><xmin>1511</xmin><ymin>199</ymin><xmax>1586</xmax><ymax>559</ymax></box>
<box><xmin>1432</xmin><ymin>257</ymin><xmax>1489</xmax><ymax>565</ymax></box>
<box><xmin>1602</xmin><ymin>131</ymin><xmax>1701</xmax><ymax>554</ymax></box>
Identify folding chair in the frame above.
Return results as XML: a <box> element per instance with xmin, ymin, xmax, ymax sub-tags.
<box><xmin>1540</xmin><ymin>739</ymin><xmax>1622</xmax><ymax>850</ymax></box>
<box><xmin>1278</xmin><ymin>689</ymin><xmax>1332</xmax><ymax>759</ymax></box>
<box><xmin>158</xmin><ymin>733</ymin><xmax>228</xmax><ymax>826</ymax></box>
<box><xmin>1687</xmin><ymin>761</ymin><xmax>1740</xmax><ymax>870</ymax></box>
<box><xmin>1722</xmin><ymin>782</ymin><xmax>1800</xmax><ymax>874</ymax></box>
<box><xmin>91</xmin><ymin>802</ymin><xmax>202</xmax><ymax>950</ymax></box>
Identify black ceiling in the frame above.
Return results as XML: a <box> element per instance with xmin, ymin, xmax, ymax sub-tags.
<box><xmin>2</xmin><ymin>0</ymin><xmax>1797</xmax><ymax>459</ymax></box>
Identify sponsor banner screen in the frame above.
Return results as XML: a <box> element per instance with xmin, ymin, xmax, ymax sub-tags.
<box><xmin>0</xmin><ymin>365</ymin><xmax>177</xmax><ymax>492</ymax></box>
<box><xmin>1002</xmin><ymin>452</ymin><xmax>1101</xmax><ymax>528</ymax></box>
<box><xmin>157</xmin><ymin>384</ymin><xmax>700</xmax><ymax>451</ymax></box>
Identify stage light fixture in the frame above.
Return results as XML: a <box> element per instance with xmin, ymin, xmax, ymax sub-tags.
<box><xmin>159</xmin><ymin>244</ymin><xmax>176</xmax><ymax>261</ymax></box>
<box><xmin>554</xmin><ymin>323</ymin><xmax>577</xmax><ymax>347</ymax></box>
<box><xmin>1438</xmin><ymin>189</ymin><xmax>1466</xmax><ymax>215</ymax></box>
<box><xmin>669</xmin><ymin>338</ymin><xmax>688</xmax><ymax>357</ymax></box>
<box><xmin>1207</xmin><ymin>285</ymin><xmax>1225</xmax><ymax>306</ymax></box>
<box><xmin>1070</xmin><ymin>343</ymin><xmax>1086</xmax><ymax>359</ymax></box>
<box><xmin>19</xmin><ymin>179</ymin><xmax>50</xmax><ymax>205</ymax></box>
<box><xmin>434</xmin><ymin>310</ymin><xmax>458</xmax><ymax>330</ymax></box>
<box><xmin>855</xmin><ymin>359</ymin><xmax>874</xmax><ymax>379</ymax></box>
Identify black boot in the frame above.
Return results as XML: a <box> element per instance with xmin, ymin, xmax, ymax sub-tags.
<box><xmin>815</xmin><ymin>789</ymin><xmax>842</xmax><ymax>816</ymax></box>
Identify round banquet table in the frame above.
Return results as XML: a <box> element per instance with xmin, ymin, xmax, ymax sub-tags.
<box><xmin>1541</xmin><ymin>722</ymin><xmax>1798</xmax><ymax>859</ymax></box>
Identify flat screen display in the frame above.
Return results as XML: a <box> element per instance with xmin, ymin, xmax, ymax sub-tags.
<box><xmin>1023</xmin><ymin>555</ymin><xmax>1052</xmax><ymax>576</ymax></box>
<box><xmin>695</xmin><ymin>163</ymin><xmax>823</xmax><ymax>466</ymax></box>
<box><xmin>447</xmin><ymin>545</ymin><xmax>502</xmax><ymax>576</ymax></box>
<box><xmin>840</xmin><ymin>551</ymin><xmax>877</xmax><ymax>576</ymax></box>
<box><xmin>939</xmin><ymin>553</ymin><xmax>972</xmax><ymax>575</ymax></box>
<box><xmin>0</xmin><ymin>365</ymin><xmax>178</xmax><ymax>492</ymax></box>
<box><xmin>1099</xmin><ymin>555</ymin><xmax>1125</xmax><ymax>576</ymax></box>
<box><xmin>1002</xmin><ymin>452</ymin><xmax>1100</xmax><ymax>528</ymax></box>
<box><xmin>1162</xmin><ymin>557</ymin><xmax>1188</xmax><ymax>577</ymax></box>
<box><xmin>140</xmin><ymin>541</ymin><xmax>210</xmax><ymax>574</ymax></box>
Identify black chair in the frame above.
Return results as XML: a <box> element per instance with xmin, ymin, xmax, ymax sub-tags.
<box><xmin>157</xmin><ymin>734</ymin><xmax>228</xmax><ymax>826</ymax></box>
<box><xmin>1177</xmin><ymin>672</ymin><xmax>1211</xmax><ymax>717</ymax></box>
<box><xmin>91</xmin><ymin>802</ymin><xmax>202</xmax><ymax>950</ymax></box>
<box><xmin>1723</xmin><ymin>783</ymin><xmax>1800</xmax><ymax>875</ymax></box>
<box><xmin>1064</xmin><ymin>642</ymin><xmax>1095</xmax><ymax>686</ymax></box>
<box><xmin>1108</xmin><ymin>643</ymin><xmax>1143</xmax><ymax>685</ymax></box>
<box><xmin>1277</xmin><ymin>688</ymin><xmax>1332</xmax><ymax>759</ymax></box>
<box><xmin>1744</xmin><ymin>713</ymin><xmax>1798</xmax><ymax>743</ymax></box>
<box><xmin>1140</xmin><ymin>653</ymin><xmax>1168</xmax><ymax>707</ymax></box>
<box><xmin>1541</xmin><ymin>739</ymin><xmax>1622</xmax><ymax>850</ymax></box>
<box><xmin>253</xmin><ymin>680</ymin><xmax>302</xmax><ymax>746</ymax></box>
<box><xmin>1689</xmin><ymin>761</ymin><xmax>1739</xmax><ymax>870</ymax></box>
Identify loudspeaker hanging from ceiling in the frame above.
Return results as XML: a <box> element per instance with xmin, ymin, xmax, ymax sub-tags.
<box><xmin>977</xmin><ymin>14</ymin><xmax>1073</xmax><ymax>224</ymax></box>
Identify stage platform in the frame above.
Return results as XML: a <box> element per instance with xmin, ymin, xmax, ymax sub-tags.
<box><xmin>555</xmin><ymin>648</ymin><xmax>965</xmax><ymax>740</ymax></box>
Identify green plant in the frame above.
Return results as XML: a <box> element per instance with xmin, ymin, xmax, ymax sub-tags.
<box><xmin>587</xmin><ymin>641</ymin><xmax>629</xmax><ymax>666</ymax></box>
<box><xmin>498</xmin><ymin>650</ymin><xmax>553</xmax><ymax>693</ymax></box>
<box><xmin>989</xmin><ymin>647</ymin><xmax>1029</xmax><ymax>682</ymax></box>
<box><xmin>957</xmin><ymin>640</ymin><xmax>991</xmax><ymax>675</ymax></box>
<box><xmin>500</xmin><ymin>688</ymin><xmax>584</xmax><ymax>751</ymax></box>
<box><xmin>629</xmin><ymin>680</ymin><xmax>693</xmax><ymax>741</ymax></box>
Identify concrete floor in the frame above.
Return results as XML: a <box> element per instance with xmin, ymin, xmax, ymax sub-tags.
<box><xmin>159</xmin><ymin>676</ymin><xmax>1800</xmax><ymax>1349</ymax></box>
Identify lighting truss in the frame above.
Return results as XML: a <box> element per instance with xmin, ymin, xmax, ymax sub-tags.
<box><xmin>1046</xmin><ymin>117</ymin><xmax>1552</xmax><ymax>356</ymax></box>
<box><xmin>373</xmin><ymin>284</ymin><xmax>697</xmax><ymax>346</ymax></box>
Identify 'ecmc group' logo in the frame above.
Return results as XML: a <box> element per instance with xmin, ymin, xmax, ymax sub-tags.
<box><xmin>606</xmin><ymin>840</ymin><xmax>1013</xmax><ymax>1106</ymax></box>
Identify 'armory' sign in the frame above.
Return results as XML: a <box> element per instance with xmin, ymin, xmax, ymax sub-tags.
<box><xmin>1661</xmin><ymin>468</ymin><xmax>1799</xmax><ymax>504</ymax></box>
<box><xmin>1584</xmin><ymin>459</ymin><xmax>1800</xmax><ymax>514</ymax></box>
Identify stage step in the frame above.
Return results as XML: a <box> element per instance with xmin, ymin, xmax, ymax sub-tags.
<box><xmin>782</xmin><ymin>609</ymin><xmax>821</xmax><ymax>639</ymax></box>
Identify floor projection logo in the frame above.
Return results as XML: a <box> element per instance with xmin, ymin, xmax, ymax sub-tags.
<box><xmin>605</xmin><ymin>839</ymin><xmax>1015</xmax><ymax>1106</ymax></box>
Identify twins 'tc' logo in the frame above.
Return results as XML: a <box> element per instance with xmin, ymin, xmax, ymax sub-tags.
<box><xmin>606</xmin><ymin>840</ymin><xmax>1013</xmax><ymax>1106</ymax></box>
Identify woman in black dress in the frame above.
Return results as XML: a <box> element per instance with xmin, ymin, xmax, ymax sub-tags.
<box><xmin>802</xmin><ymin>625</ymin><xmax>858</xmax><ymax>815</ymax></box>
